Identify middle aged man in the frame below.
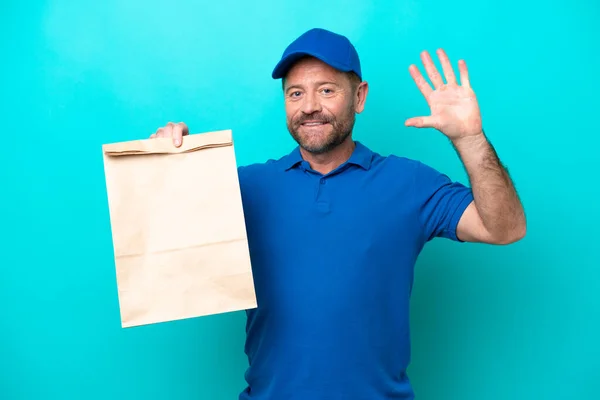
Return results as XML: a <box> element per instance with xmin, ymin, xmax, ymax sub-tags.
<box><xmin>149</xmin><ymin>28</ymin><xmax>526</xmax><ymax>400</ymax></box>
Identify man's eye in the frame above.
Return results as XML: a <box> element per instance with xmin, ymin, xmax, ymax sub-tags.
<box><xmin>322</xmin><ymin>88</ymin><xmax>333</xmax><ymax>94</ymax></box>
<box><xmin>291</xmin><ymin>91</ymin><xmax>301</xmax><ymax>97</ymax></box>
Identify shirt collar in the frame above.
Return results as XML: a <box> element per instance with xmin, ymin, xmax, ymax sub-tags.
<box><xmin>283</xmin><ymin>141</ymin><xmax>373</xmax><ymax>171</ymax></box>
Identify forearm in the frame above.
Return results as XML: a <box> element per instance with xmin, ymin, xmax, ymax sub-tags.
<box><xmin>452</xmin><ymin>131</ymin><xmax>526</xmax><ymax>242</ymax></box>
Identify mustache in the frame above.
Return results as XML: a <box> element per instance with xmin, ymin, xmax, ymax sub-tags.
<box><xmin>294</xmin><ymin>113</ymin><xmax>334</xmax><ymax>126</ymax></box>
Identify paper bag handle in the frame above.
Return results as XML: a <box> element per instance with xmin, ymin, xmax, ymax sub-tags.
<box><xmin>103</xmin><ymin>130</ymin><xmax>233</xmax><ymax>156</ymax></box>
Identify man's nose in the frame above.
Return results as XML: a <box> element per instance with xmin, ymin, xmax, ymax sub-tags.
<box><xmin>301</xmin><ymin>92</ymin><xmax>322</xmax><ymax>115</ymax></box>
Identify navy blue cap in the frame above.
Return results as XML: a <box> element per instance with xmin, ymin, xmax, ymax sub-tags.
<box><xmin>271</xmin><ymin>28</ymin><xmax>362</xmax><ymax>80</ymax></box>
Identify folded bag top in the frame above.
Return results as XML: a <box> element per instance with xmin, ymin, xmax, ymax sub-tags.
<box><xmin>103</xmin><ymin>129</ymin><xmax>233</xmax><ymax>156</ymax></box>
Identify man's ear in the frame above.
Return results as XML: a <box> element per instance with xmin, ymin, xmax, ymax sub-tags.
<box><xmin>354</xmin><ymin>81</ymin><xmax>369</xmax><ymax>114</ymax></box>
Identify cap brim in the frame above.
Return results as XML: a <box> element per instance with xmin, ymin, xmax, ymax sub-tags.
<box><xmin>271</xmin><ymin>50</ymin><xmax>353</xmax><ymax>79</ymax></box>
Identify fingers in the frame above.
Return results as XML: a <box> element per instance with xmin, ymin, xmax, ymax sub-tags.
<box><xmin>405</xmin><ymin>116</ymin><xmax>438</xmax><ymax>129</ymax></box>
<box><xmin>416</xmin><ymin>49</ymin><xmax>466</xmax><ymax>88</ymax></box>
<box><xmin>436</xmin><ymin>48</ymin><xmax>456</xmax><ymax>85</ymax></box>
<box><xmin>420</xmin><ymin>51</ymin><xmax>444</xmax><ymax>89</ymax></box>
<box><xmin>458</xmin><ymin>59</ymin><xmax>470</xmax><ymax>88</ymax></box>
<box><xmin>164</xmin><ymin>123</ymin><xmax>174</xmax><ymax>141</ymax></box>
<box><xmin>149</xmin><ymin>122</ymin><xmax>189</xmax><ymax>147</ymax></box>
<box><xmin>409</xmin><ymin>64</ymin><xmax>433</xmax><ymax>100</ymax></box>
<box><xmin>172</xmin><ymin>122</ymin><xmax>189</xmax><ymax>147</ymax></box>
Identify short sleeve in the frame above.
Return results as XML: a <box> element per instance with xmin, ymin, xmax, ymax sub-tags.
<box><xmin>414</xmin><ymin>161</ymin><xmax>474</xmax><ymax>242</ymax></box>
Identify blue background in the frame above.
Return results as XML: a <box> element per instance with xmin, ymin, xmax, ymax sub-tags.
<box><xmin>2</xmin><ymin>1</ymin><xmax>599</xmax><ymax>399</ymax></box>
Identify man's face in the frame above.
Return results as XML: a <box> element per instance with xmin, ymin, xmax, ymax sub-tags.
<box><xmin>283</xmin><ymin>57</ymin><xmax>366</xmax><ymax>154</ymax></box>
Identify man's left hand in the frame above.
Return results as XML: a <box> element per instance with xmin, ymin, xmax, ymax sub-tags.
<box><xmin>405</xmin><ymin>49</ymin><xmax>483</xmax><ymax>141</ymax></box>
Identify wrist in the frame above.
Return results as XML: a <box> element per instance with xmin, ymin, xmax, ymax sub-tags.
<box><xmin>451</xmin><ymin>130</ymin><xmax>487</xmax><ymax>150</ymax></box>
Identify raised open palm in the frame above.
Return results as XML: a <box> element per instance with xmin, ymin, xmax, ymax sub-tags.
<box><xmin>405</xmin><ymin>49</ymin><xmax>483</xmax><ymax>140</ymax></box>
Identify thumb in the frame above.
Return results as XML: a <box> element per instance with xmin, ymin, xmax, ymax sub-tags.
<box><xmin>405</xmin><ymin>116</ymin><xmax>436</xmax><ymax>128</ymax></box>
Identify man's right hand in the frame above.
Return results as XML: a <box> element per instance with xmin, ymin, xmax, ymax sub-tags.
<box><xmin>150</xmin><ymin>122</ymin><xmax>189</xmax><ymax>147</ymax></box>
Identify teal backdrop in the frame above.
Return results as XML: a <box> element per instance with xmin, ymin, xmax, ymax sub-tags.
<box><xmin>2</xmin><ymin>0</ymin><xmax>599</xmax><ymax>399</ymax></box>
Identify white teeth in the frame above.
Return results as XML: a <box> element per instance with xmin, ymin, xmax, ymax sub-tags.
<box><xmin>304</xmin><ymin>122</ymin><xmax>324</xmax><ymax>126</ymax></box>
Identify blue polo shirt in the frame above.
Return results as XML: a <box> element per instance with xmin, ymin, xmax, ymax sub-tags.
<box><xmin>237</xmin><ymin>141</ymin><xmax>473</xmax><ymax>400</ymax></box>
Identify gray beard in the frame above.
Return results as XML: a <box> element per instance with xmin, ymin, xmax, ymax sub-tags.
<box><xmin>287</xmin><ymin>110</ymin><xmax>355</xmax><ymax>155</ymax></box>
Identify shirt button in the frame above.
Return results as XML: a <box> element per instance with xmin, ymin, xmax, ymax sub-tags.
<box><xmin>320</xmin><ymin>178</ymin><xmax>326</xmax><ymax>184</ymax></box>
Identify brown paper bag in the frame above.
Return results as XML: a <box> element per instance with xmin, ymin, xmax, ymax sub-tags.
<box><xmin>102</xmin><ymin>129</ymin><xmax>257</xmax><ymax>328</ymax></box>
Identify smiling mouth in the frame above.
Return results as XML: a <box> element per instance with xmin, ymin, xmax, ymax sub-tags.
<box><xmin>301</xmin><ymin>121</ymin><xmax>328</xmax><ymax>126</ymax></box>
